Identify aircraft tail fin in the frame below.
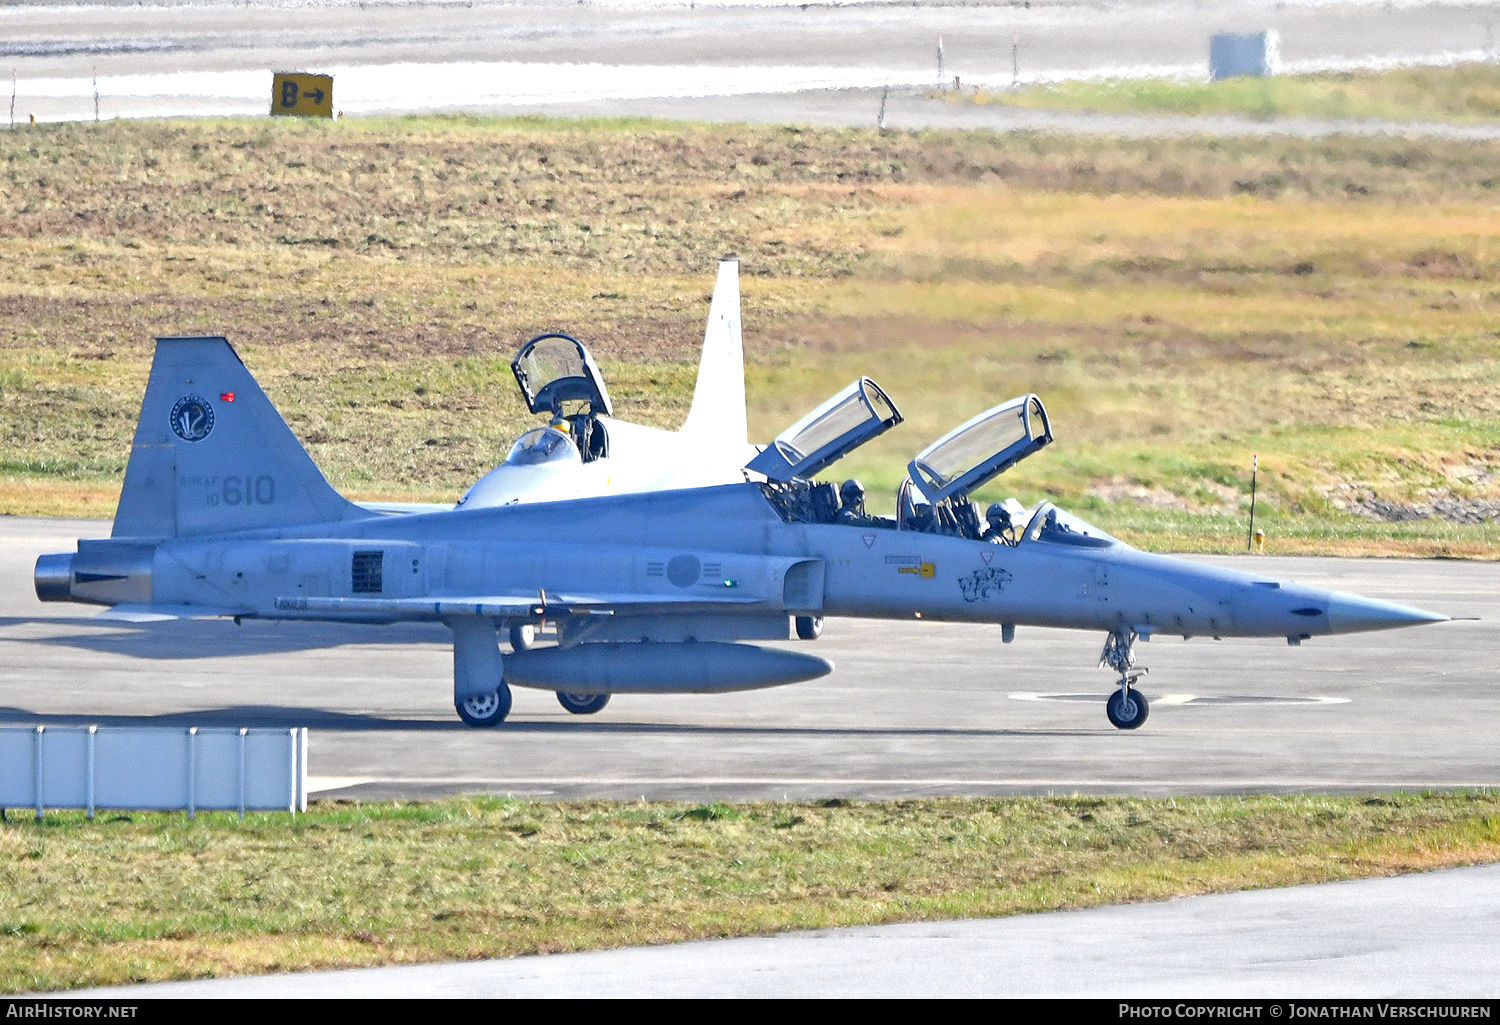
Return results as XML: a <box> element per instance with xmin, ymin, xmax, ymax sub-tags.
<box><xmin>112</xmin><ymin>336</ymin><xmax>366</xmax><ymax>539</ymax></box>
<box><xmin>680</xmin><ymin>258</ymin><xmax>747</xmax><ymax>447</ymax></box>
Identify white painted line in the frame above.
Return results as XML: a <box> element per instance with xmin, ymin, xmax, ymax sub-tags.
<box><xmin>305</xmin><ymin>776</ymin><xmax>1500</xmax><ymax>789</ymax></box>
<box><xmin>1008</xmin><ymin>692</ymin><xmax>1352</xmax><ymax>706</ymax></box>
<box><xmin>306</xmin><ymin>776</ymin><xmax>375</xmax><ymax>793</ymax></box>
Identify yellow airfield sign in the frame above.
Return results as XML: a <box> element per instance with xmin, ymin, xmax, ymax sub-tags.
<box><xmin>271</xmin><ymin>73</ymin><xmax>333</xmax><ymax>118</ymax></box>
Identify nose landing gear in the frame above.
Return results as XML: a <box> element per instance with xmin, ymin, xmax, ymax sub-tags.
<box><xmin>1099</xmin><ymin>629</ymin><xmax>1149</xmax><ymax>730</ymax></box>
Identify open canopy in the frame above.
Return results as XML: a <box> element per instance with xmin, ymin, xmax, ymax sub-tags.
<box><xmin>511</xmin><ymin>333</ymin><xmax>613</xmax><ymax>418</ymax></box>
<box><xmin>907</xmin><ymin>394</ymin><xmax>1052</xmax><ymax>504</ymax></box>
<box><xmin>746</xmin><ymin>377</ymin><xmax>903</xmax><ymax>483</ymax></box>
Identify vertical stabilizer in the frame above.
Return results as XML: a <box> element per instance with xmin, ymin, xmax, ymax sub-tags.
<box><xmin>680</xmin><ymin>258</ymin><xmax>747</xmax><ymax>447</ymax></box>
<box><xmin>112</xmin><ymin>337</ymin><xmax>367</xmax><ymax>539</ymax></box>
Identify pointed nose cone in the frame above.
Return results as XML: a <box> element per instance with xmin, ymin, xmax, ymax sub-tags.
<box><xmin>1325</xmin><ymin>591</ymin><xmax>1450</xmax><ymax>634</ymax></box>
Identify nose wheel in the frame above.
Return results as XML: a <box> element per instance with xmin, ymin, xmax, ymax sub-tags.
<box><xmin>1106</xmin><ymin>682</ymin><xmax>1149</xmax><ymax>729</ymax></box>
<box><xmin>1099</xmin><ymin>629</ymin><xmax>1149</xmax><ymax>730</ymax></box>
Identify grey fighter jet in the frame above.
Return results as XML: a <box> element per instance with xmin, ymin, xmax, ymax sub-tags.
<box><xmin>35</xmin><ymin>337</ymin><xmax>1448</xmax><ymax>729</ymax></box>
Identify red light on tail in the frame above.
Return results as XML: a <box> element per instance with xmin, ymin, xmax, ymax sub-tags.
<box><xmin>220</xmin><ymin>392</ymin><xmax>235</xmax><ymax>402</ymax></box>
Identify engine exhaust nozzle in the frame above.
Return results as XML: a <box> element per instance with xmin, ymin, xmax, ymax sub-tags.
<box><xmin>34</xmin><ymin>553</ymin><xmax>74</xmax><ymax>602</ymax></box>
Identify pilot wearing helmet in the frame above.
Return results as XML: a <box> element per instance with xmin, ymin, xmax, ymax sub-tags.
<box><xmin>982</xmin><ymin>501</ymin><xmax>1016</xmax><ymax>543</ymax></box>
<box><xmin>836</xmin><ymin>479</ymin><xmax>873</xmax><ymax>526</ymax></box>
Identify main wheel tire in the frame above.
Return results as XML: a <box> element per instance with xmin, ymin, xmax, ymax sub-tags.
<box><xmin>456</xmin><ymin>682</ymin><xmax>513</xmax><ymax>727</ymax></box>
<box><xmin>1106</xmin><ymin>689</ymin><xmax>1149</xmax><ymax>730</ymax></box>
<box><xmin>509</xmin><ymin>624</ymin><xmax>536</xmax><ymax>652</ymax></box>
<box><xmin>556</xmin><ymin>691</ymin><xmax>610</xmax><ymax>715</ymax></box>
<box><xmin>794</xmin><ymin>615</ymin><xmax>823</xmax><ymax>641</ymax></box>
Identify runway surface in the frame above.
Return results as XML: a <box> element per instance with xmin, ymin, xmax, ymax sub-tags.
<box><xmin>2</xmin><ymin>517</ymin><xmax>1494</xmax><ymax>801</ymax></box>
<box><xmin>4</xmin><ymin>0</ymin><xmax>1499</xmax><ymax>126</ymax></box>
<box><xmin>73</xmin><ymin>862</ymin><xmax>1500</xmax><ymax>997</ymax></box>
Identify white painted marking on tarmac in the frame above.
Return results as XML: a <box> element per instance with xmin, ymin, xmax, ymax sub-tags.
<box><xmin>307</xmin><ymin>776</ymin><xmax>375</xmax><ymax>793</ymax></box>
<box><xmin>306</xmin><ymin>776</ymin><xmax>1497</xmax><ymax>790</ymax></box>
<box><xmin>1009</xmin><ymin>692</ymin><xmax>1351</xmax><ymax>706</ymax></box>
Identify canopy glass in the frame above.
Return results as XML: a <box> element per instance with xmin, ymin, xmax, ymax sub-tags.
<box><xmin>746</xmin><ymin>377</ymin><xmax>903</xmax><ymax>483</ymax></box>
<box><xmin>511</xmin><ymin>333</ymin><xmax>613</xmax><ymax>417</ymax></box>
<box><xmin>907</xmin><ymin>394</ymin><xmax>1052</xmax><ymax>504</ymax></box>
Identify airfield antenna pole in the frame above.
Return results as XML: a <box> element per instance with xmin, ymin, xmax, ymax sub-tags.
<box><xmin>878</xmin><ymin>85</ymin><xmax>889</xmax><ymax>132</ymax></box>
<box><xmin>1247</xmin><ymin>453</ymin><xmax>1258</xmax><ymax>551</ymax></box>
<box><xmin>937</xmin><ymin>34</ymin><xmax>944</xmax><ymax>88</ymax></box>
<box><xmin>10</xmin><ymin>69</ymin><xmax>15</xmax><ymax>129</ymax></box>
<box><xmin>92</xmin><ymin>67</ymin><xmax>98</xmax><ymax>122</ymax></box>
<box><xmin>1012</xmin><ymin>35</ymin><xmax>1020</xmax><ymax>89</ymax></box>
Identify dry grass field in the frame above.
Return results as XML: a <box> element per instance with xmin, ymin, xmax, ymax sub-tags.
<box><xmin>1</xmin><ymin>103</ymin><xmax>1498</xmax><ymax>553</ymax></box>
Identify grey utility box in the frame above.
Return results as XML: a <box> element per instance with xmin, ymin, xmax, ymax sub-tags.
<box><xmin>1210</xmin><ymin>31</ymin><xmax>1280</xmax><ymax>80</ymax></box>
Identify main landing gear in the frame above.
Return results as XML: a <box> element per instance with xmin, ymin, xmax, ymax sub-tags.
<box><xmin>1099</xmin><ymin>628</ymin><xmax>1149</xmax><ymax>730</ymax></box>
<box><xmin>795</xmin><ymin>615</ymin><xmax>823</xmax><ymax>641</ymax></box>
<box><xmin>451</xmin><ymin>618</ymin><xmax>513</xmax><ymax>727</ymax></box>
<box><xmin>557</xmin><ymin>691</ymin><xmax>610</xmax><ymax>715</ymax></box>
<box><xmin>456</xmin><ymin>684</ymin><xmax>513</xmax><ymax>727</ymax></box>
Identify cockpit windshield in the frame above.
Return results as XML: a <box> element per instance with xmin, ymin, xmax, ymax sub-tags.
<box><xmin>1022</xmin><ymin>502</ymin><xmax>1117</xmax><ymax>548</ymax></box>
<box><xmin>746</xmin><ymin>377</ymin><xmax>903</xmax><ymax>483</ymax></box>
<box><xmin>908</xmin><ymin>394</ymin><xmax>1052</xmax><ymax>505</ymax></box>
<box><xmin>503</xmin><ymin>427</ymin><xmax>582</xmax><ymax>467</ymax></box>
<box><xmin>512</xmin><ymin>334</ymin><xmax>613</xmax><ymax>417</ymax></box>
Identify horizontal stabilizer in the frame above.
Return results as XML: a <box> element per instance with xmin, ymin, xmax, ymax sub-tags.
<box><xmin>355</xmin><ymin>501</ymin><xmax>457</xmax><ymax>516</ymax></box>
<box><xmin>95</xmin><ymin>604</ymin><xmax>238</xmax><ymax>622</ymax></box>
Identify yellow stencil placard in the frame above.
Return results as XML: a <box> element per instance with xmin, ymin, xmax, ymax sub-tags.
<box><xmin>271</xmin><ymin>73</ymin><xmax>333</xmax><ymax>118</ymax></box>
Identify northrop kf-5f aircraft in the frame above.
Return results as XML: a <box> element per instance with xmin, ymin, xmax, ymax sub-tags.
<box><xmin>35</xmin><ymin>336</ymin><xmax>1448</xmax><ymax>729</ymax></box>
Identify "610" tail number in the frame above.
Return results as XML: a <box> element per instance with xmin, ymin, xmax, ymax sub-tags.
<box><xmin>206</xmin><ymin>475</ymin><xmax>276</xmax><ymax>506</ymax></box>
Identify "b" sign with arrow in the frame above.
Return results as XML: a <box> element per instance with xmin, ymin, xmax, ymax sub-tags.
<box><xmin>271</xmin><ymin>73</ymin><xmax>334</xmax><ymax>119</ymax></box>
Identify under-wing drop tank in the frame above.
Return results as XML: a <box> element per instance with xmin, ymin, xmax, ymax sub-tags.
<box><xmin>502</xmin><ymin>641</ymin><xmax>833</xmax><ymax>694</ymax></box>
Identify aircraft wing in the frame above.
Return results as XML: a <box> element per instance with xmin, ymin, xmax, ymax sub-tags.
<box><xmin>271</xmin><ymin>590</ymin><xmax>770</xmax><ymax>621</ymax></box>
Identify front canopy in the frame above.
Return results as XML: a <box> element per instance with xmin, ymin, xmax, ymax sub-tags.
<box><xmin>907</xmin><ymin>394</ymin><xmax>1052</xmax><ymax>504</ymax></box>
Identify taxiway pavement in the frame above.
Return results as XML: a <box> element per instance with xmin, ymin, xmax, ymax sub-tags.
<box><xmin>2</xmin><ymin>517</ymin><xmax>1493</xmax><ymax>802</ymax></box>
<box><xmin>73</xmin><ymin>862</ymin><xmax>1500</xmax><ymax>997</ymax></box>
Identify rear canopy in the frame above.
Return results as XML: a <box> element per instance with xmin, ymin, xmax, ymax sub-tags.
<box><xmin>746</xmin><ymin>378</ymin><xmax>903</xmax><ymax>483</ymax></box>
<box><xmin>907</xmin><ymin>394</ymin><xmax>1052</xmax><ymax>504</ymax></box>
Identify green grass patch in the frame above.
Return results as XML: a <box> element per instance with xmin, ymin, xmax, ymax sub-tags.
<box><xmin>955</xmin><ymin>62</ymin><xmax>1500</xmax><ymax>124</ymax></box>
<box><xmin>2</xmin><ymin>792</ymin><xmax>1498</xmax><ymax>991</ymax></box>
